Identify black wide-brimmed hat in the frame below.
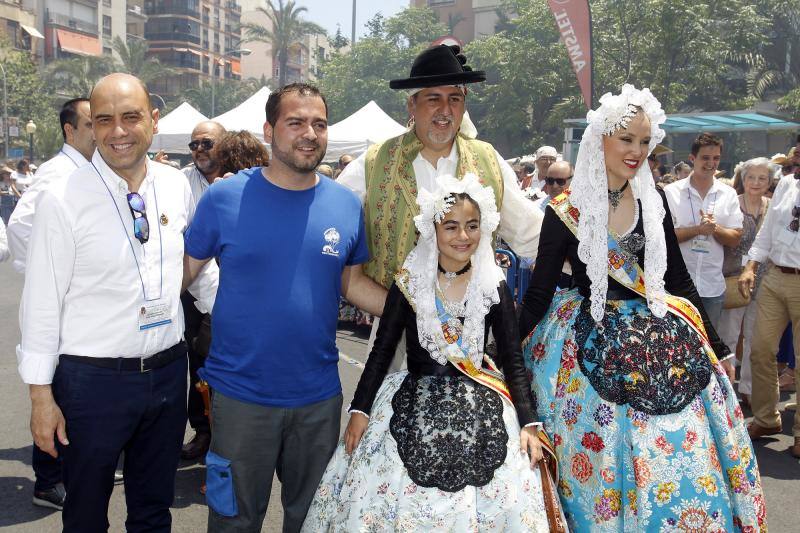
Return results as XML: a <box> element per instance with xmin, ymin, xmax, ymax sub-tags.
<box><xmin>389</xmin><ymin>45</ymin><xmax>486</xmax><ymax>90</ymax></box>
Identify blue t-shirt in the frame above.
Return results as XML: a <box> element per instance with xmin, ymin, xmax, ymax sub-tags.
<box><xmin>185</xmin><ymin>168</ymin><xmax>369</xmax><ymax>408</ymax></box>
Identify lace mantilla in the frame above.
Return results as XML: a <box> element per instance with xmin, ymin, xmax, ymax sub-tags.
<box><xmin>570</xmin><ymin>84</ymin><xmax>668</xmax><ymax>321</ymax></box>
<box><xmin>399</xmin><ymin>174</ymin><xmax>505</xmax><ymax>368</ymax></box>
<box><xmin>389</xmin><ymin>374</ymin><xmax>507</xmax><ymax>492</ymax></box>
<box><xmin>574</xmin><ymin>300</ymin><xmax>712</xmax><ymax>415</ymax></box>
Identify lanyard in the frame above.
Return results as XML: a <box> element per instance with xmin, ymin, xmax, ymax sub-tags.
<box><xmin>687</xmin><ymin>189</ymin><xmax>717</xmax><ymax>225</ymax></box>
<box><xmin>92</xmin><ymin>162</ymin><xmax>164</xmax><ymax>302</ymax></box>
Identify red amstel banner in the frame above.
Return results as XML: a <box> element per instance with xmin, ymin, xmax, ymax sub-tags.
<box><xmin>548</xmin><ymin>0</ymin><xmax>593</xmax><ymax>109</ymax></box>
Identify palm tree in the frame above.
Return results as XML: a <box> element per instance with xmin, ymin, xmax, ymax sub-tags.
<box><xmin>44</xmin><ymin>55</ymin><xmax>115</xmax><ymax>98</ymax></box>
<box><xmin>240</xmin><ymin>0</ymin><xmax>325</xmax><ymax>87</ymax></box>
<box><xmin>112</xmin><ymin>36</ymin><xmax>174</xmax><ymax>85</ymax></box>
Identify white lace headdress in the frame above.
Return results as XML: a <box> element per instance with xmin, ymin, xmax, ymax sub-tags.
<box><xmin>570</xmin><ymin>84</ymin><xmax>668</xmax><ymax>321</ymax></box>
<box><xmin>401</xmin><ymin>173</ymin><xmax>505</xmax><ymax>367</ymax></box>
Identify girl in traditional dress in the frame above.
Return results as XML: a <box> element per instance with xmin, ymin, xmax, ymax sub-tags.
<box><xmin>518</xmin><ymin>85</ymin><xmax>767</xmax><ymax>532</ymax></box>
<box><xmin>303</xmin><ymin>174</ymin><xmax>563</xmax><ymax>532</ymax></box>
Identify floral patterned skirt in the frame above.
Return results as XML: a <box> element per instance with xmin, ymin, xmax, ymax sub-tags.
<box><xmin>301</xmin><ymin>371</ymin><xmax>552</xmax><ymax>532</ymax></box>
<box><xmin>523</xmin><ymin>289</ymin><xmax>767</xmax><ymax>532</ymax></box>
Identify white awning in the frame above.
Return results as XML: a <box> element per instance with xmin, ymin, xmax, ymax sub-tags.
<box><xmin>21</xmin><ymin>24</ymin><xmax>44</xmax><ymax>39</ymax></box>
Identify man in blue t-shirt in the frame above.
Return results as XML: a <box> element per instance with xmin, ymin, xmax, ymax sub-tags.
<box><xmin>182</xmin><ymin>83</ymin><xmax>387</xmax><ymax>533</ymax></box>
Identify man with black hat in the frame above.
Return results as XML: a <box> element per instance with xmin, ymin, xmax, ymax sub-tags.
<box><xmin>338</xmin><ymin>45</ymin><xmax>542</xmax><ymax>353</ymax></box>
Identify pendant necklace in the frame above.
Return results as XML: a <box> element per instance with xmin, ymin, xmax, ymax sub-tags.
<box><xmin>608</xmin><ymin>180</ymin><xmax>630</xmax><ymax>210</ymax></box>
<box><xmin>437</xmin><ymin>261</ymin><xmax>471</xmax><ymax>292</ymax></box>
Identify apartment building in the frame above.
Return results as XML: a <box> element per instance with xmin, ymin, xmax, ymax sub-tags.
<box><xmin>238</xmin><ymin>0</ymin><xmax>331</xmax><ymax>84</ymax></box>
<box><xmin>412</xmin><ymin>0</ymin><xmax>504</xmax><ymax>43</ymax></box>
<box><xmin>145</xmin><ymin>0</ymin><xmax>243</xmax><ymax>98</ymax></box>
<box><xmin>21</xmin><ymin>0</ymin><xmax>143</xmax><ymax>62</ymax></box>
<box><xmin>0</xmin><ymin>0</ymin><xmax>41</xmax><ymax>58</ymax></box>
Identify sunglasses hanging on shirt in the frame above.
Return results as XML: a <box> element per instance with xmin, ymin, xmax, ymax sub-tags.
<box><xmin>789</xmin><ymin>205</ymin><xmax>800</xmax><ymax>233</ymax></box>
<box><xmin>127</xmin><ymin>192</ymin><xmax>150</xmax><ymax>244</ymax></box>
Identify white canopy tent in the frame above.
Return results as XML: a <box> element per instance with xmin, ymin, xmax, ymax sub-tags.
<box><xmin>324</xmin><ymin>100</ymin><xmax>406</xmax><ymax>161</ymax></box>
<box><xmin>212</xmin><ymin>86</ymin><xmax>271</xmax><ymax>140</ymax></box>
<box><xmin>149</xmin><ymin>102</ymin><xmax>209</xmax><ymax>154</ymax></box>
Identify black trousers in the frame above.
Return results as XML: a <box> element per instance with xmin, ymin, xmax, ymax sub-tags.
<box><xmin>53</xmin><ymin>350</ymin><xmax>188</xmax><ymax>533</ymax></box>
<box><xmin>32</xmin><ymin>443</ymin><xmax>61</xmax><ymax>491</ymax></box>
<box><xmin>182</xmin><ymin>292</ymin><xmax>211</xmax><ymax>433</ymax></box>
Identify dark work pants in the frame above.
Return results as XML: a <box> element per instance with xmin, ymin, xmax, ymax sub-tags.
<box><xmin>182</xmin><ymin>292</ymin><xmax>211</xmax><ymax>433</ymax></box>
<box><xmin>53</xmin><ymin>352</ymin><xmax>188</xmax><ymax>533</ymax></box>
<box><xmin>206</xmin><ymin>391</ymin><xmax>342</xmax><ymax>533</ymax></box>
<box><xmin>32</xmin><ymin>444</ymin><xmax>61</xmax><ymax>491</ymax></box>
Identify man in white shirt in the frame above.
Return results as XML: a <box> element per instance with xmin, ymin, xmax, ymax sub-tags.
<box><xmin>338</xmin><ymin>45</ymin><xmax>542</xmax><ymax>283</ymax></box>
<box><xmin>526</xmin><ymin>145</ymin><xmax>558</xmax><ymax>191</ymax></box>
<box><xmin>179</xmin><ymin>119</ymin><xmax>225</xmax><ymax>461</ymax></box>
<box><xmin>664</xmin><ymin>132</ymin><xmax>743</xmax><ymax>331</ymax></box>
<box><xmin>6</xmin><ymin>97</ymin><xmax>95</xmax><ymax>511</ymax></box>
<box><xmin>8</xmin><ymin>98</ymin><xmax>95</xmax><ymax>274</ymax></box>
<box><xmin>338</xmin><ymin>46</ymin><xmax>542</xmax><ymax>365</ymax></box>
<box><xmin>19</xmin><ymin>73</ymin><xmax>217</xmax><ymax>532</ymax></box>
<box><xmin>739</xmin><ymin>168</ymin><xmax>800</xmax><ymax>456</ymax></box>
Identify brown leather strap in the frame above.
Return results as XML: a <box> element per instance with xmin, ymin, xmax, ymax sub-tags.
<box><xmin>538</xmin><ymin>456</ymin><xmax>567</xmax><ymax>533</ymax></box>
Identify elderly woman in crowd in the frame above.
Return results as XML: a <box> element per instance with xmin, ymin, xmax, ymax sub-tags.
<box><xmin>717</xmin><ymin>158</ymin><xmax>772</xmax><ymax>406</ymax></box>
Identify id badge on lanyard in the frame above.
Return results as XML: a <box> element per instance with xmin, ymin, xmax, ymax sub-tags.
<box><xmin>691</xmin><ymin>237</ymin><xmax>712</xmax><ymax>254</ymax></box>
<box><xmin>93</xmin><ymin>162</ymin><xmax>173</xmax><ymax>332</ymax></box>
<box><xmin>138</xmin><ymin>300</ymin><xmax>173</xmax><ymax>330</ymax></box>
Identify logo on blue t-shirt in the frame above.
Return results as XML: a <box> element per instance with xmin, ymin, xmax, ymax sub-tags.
<box><xmin>322</xmin><ymin>227</ymin><xmax>341</xmax><ymax>256</ymax></box>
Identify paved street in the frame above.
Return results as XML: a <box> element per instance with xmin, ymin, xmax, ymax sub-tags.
<box><xmin>0</xmin><ymin>259</ymin><xmax>797</xmax><ymax>531</ymax></box>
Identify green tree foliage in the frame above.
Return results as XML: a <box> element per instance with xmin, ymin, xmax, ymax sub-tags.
<box><xmin>241</xmin><ymin>0</ymin><xmax>325</xmax><ymax>88</ymax></box>
<box><xmin>0</xmin><ymin>41</ymin><xmax>49</xmax><ymax>155</ymax></box>
<box><xmin>34</xmin><ymin>114</ymin><xmax>66</xmax><ymax>161</ymax></box>
<box><xmin>112</xmin><ymin>37</ymin><xmax>174</xmax><ymax>85</ymax></box>
<box><xmin>330</xmin><ymin>25</ymin><xmax>349</xmax><ymax>51</ymax></box>
<box><xmin>44</xmin><ymin>55</ymin><xmax>115</xmax><ymax>98</ymax></box>
<box><xmin>318</xmin><ymin>10</ymin><xmax>448</xmax><ymax>124</ymax></box>
<box><xmin>466</xmin><ymin>0</ymin><xmax>783</xmax><ymax>156</ymax></box>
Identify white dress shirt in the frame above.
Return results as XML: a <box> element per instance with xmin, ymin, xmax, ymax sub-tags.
<box><xmin>748</xmin><ymin>174</ymin><xmax>800</xmax><ymax>268</ymax></box>
<box><xmin>664</xmin><ymin>177</ymin><xmax>743</xmax><ymax>297</ymax></box>
<box><xmin>7</xmin><ymin>144</ymin><xmax>89</xmax><ymax>273</ymax></box>
<box><xmin>182</xmin><ymin>164</ymin><xmax>212</xmax><ymax>210</ymax></box>
<box><xmin>17</xmin><ymin>152</ymin><xmax>218</xmax><ymax>385</ymax></box>
<box><xmin>337</xmin><ymin>142</ymin><xmax>543</xmax><ymax>258</ymax></box>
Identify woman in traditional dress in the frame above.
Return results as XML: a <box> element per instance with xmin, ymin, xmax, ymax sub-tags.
<box><xmin>518</xmin><ymin>85</ymin><xmax>767</xmax><ymax>532</ymax></box>
<box><xmin>302</xmin><ymin>174</ymin><xmax>562</xmax><ymax>532</ymax></box>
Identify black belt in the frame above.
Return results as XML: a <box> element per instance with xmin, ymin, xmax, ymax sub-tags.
<box><xmin>61</xmin><ymin>341</ymin><xmax>187</xmax><ymax>373</ymax></box>
<box><xmin>776</xmin><ymin>265</ymin><xmax>800</xmax><ymax>275</ymax></box>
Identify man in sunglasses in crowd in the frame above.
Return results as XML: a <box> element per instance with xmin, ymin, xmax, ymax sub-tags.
<box><xmin>532</xmin><ymin>160</ymin><xmax>572</xmax><ymax>210</ymax></box>
<box><xmin>741</xmin><ymin>146</ymin><xmax>800</xmax><ymax>457</ymax></box>
<box><xmin>180</xmin><ymin>120</ymin><xmax>226</xmax><ymax>462</ymax></box>
<box><xmin>18</xmin><ymin>73</ymin><xmax>218</xmax><ymax>532</ymax></box>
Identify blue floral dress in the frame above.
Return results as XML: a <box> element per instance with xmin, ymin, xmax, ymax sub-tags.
<box><xmin>518</xmin><ymin>193</ymin><xmax>767</xmax><ymax>532</ymax></box>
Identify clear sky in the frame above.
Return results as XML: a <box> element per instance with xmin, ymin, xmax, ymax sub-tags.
<box><xmin>295</xmin><ymin>0</ymin><xmax>411</xmax><ymax>40</ymax></box>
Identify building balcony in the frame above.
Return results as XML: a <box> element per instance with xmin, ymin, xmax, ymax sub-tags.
<box><xmin>144</xmin><ymin>4</ymin><xmax>200</xmax><ymax>19</ymax></box>
<box><xmin>46</xmin><ymin>11</ymin><xmax>99</xmax><ymax>36</ymax></box>
<box><xmin>145</xmin><ymin>31</ymin><xmax>200</xmax><ymax>45</ymax></box>
<box><xmin>226</xmin><ymin>2</ymin><xmax>241</xmax><ymax>14</ymax></box>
